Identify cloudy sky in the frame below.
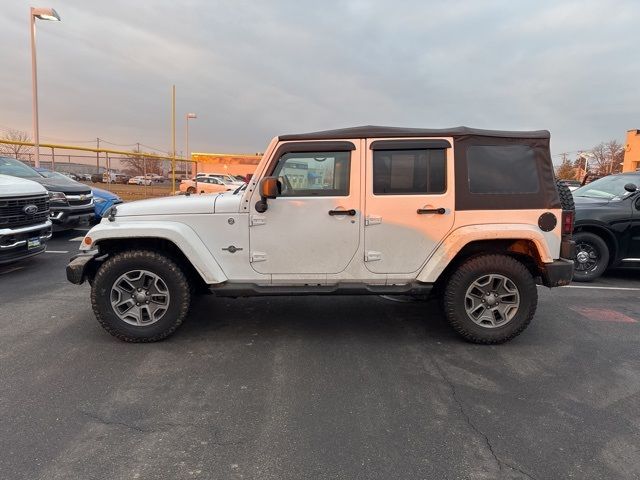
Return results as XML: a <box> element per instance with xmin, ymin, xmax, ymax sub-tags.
<box><xmin>1</xmin><ymin>0</ymin><xmax>638</xmax><ymax>160</ymax></box>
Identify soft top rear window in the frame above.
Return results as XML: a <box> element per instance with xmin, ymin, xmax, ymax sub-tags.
<box><xmin>467</xmin><ymin>145</ymin><xmax>539</xmax><ymax>194</ymax></box>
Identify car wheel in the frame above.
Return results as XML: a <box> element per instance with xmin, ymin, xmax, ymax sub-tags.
<box><xmin>443</xmin><ymin>254</ymin><xmax>537</xmax><ymax>344</ymax></box>
<box><xmin>573</xmin><ymin>232</ymin><xmax>609</xmax><ymax>282</ymax></box>
<box><xmin>91</xmin><ymin>250</ymin><xmax>191</xmax><ymax>342</ymax></box>
<box><xmin>187</xmin><ymin>187</ymin><xmax>196</xmax><ymax>194</ymax></box>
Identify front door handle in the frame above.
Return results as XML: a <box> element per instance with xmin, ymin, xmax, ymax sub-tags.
<box><xmin>329</xmin><ymin>209</ymin><xmax>357</xmax><ymax>216</ymax></box>
<box><xmin>417</xmin><ymin>207</ymin><xmax>446</xmax><ymax>215</ymax></box>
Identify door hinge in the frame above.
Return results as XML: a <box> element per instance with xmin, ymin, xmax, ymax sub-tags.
<box><xmin>365</xmin><ymin>251</ymin><xmax>382</xmax><ymax>262</ymax></box>
<box><xmin>250</xmin><ymin>251</ymin><xmax>267</xmax><ymax>262</ymax></box>
<box><xmin>365</xmin><ymin>215</ymin><xmax>382</xmax><ymax>226</ymax></box>
<box><xmin>250</xmin><ymin>215</ymin><xmax>266</xmax><ymax>226</ymax></box>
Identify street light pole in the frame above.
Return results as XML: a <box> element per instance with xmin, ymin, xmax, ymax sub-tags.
<box><xmin>171</xmin><ymin>85</ymin><xmax>176</xmax><ymax>194</ymax></box>
<box><xmin>30</xmin><ymin>7</ymin><xmax>60</xmax><ymax>168</ymax></box>
<box><xmin>185</xmin><ymin>113</ymin><xmax>197</xmax><ymax>177</ymax></box>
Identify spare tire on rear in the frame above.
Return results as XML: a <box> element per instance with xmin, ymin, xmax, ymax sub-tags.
<box><xmin>556</xmin><ymin>179</ymin><xmax>575</xmax><ymax>212</ymax></box>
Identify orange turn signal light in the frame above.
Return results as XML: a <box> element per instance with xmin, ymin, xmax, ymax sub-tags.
<box><xmin>84</xmin><ymin>236</ymin><xmax>92</xmax><ymax>245</ymax></box>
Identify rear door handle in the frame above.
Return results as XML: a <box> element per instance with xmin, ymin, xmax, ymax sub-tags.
<box><xmin>329</xmin><ymin>209</ymin><xmax>356</xmax><ymax>216</ymax></box>
<box><xmin>417</xmin><ymin>208</ymin><xmax>446</xmax><ymax>215</ymax></box>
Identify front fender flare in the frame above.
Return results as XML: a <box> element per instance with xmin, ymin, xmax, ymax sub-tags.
<box><xmin>80</xmin><ymin>220</ymin><xmax>228</xmax><ymax>284</ymax></box>
<box><xmin>417</xmin><ymin>224</ymin><xmax>555</xmax><ymax>283</ymax></box>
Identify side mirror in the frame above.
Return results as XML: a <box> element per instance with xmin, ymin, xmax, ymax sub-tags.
<box><xmin>255</xmin><ymin>177</ymin><xmax>281</xmax><ymax>213</ymax></box>
<box><xmin>260</xmin><ymin>176</ymin><xmax>280</xmax><ymax>199</ymax></box>
<box><xmin>624</xmin><ymin>183</ymin><xmax>637</xmax><ymax>193</ymax></box>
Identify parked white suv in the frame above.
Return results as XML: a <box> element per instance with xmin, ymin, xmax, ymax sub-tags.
<box><xmin>67</xmin><ymin>126</ymin><xmax>575</xmax><ymax>344</ymax></box>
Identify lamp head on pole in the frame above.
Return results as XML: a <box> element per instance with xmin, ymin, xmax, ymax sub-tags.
<box><xmin>186</xmin><ymin>113</ymin><xmax>197</xmax><ymax>119</ymax></box>
<box><xmin>31</xmin><ymin>7</ymin><xmax>61</xmax><ymax>21</ymax></box>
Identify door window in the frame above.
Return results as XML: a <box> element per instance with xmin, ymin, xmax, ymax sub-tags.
<box><xmin>272</xmin><ymin>151</ymin><xmax>351</xmax><ymax>197</ymax></box>
<box><xmin>373</xmin><ymin>149</ymin><xmax>446</xmax><ymax>195</ymax></box>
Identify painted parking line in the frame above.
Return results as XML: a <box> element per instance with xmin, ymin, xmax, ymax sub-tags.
<box><xmin>45</xmin><ymin>250</ymin><xmax>69</xmax><ymax>254</ymax></box>
<box><xmin>0</xmin><ymin>266</ymin><xmax>24</xmax><ymax>275</ymax></box>
<box><xmin>570</xmin><ymin>306</ymin><xmax>637</xmax><ymax>323</ymax></box>
<box><xmin>558</xmin><ymin>285</ymin><xmax>640</xmax><ymax>292</ymax></box>
<box><xmin>69</xmin><ymin>237</ymin><xmax>85</xmax><ymax>242</ymax></box>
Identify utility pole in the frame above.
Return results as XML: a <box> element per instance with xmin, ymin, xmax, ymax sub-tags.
<box><xmin>96</xmin><ymin>137</ymin><xmax>100</xmax><ymax>174</ymax></box>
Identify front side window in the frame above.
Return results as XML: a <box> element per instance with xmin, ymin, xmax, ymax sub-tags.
<box><xmin>373</xmin><ymin>149</ymin><xmax>446</xmax><ymax>195</ymax></box>
<box><xmin>272</xmin><ymin>151</ymin><xmax>351</xmax><ymax>197</ymax></box>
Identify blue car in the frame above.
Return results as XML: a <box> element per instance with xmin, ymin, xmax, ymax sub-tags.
<box><xmin>91</xmin><ymin>187</ymin><xmax>123</xmax><ymax>221</ymax></box>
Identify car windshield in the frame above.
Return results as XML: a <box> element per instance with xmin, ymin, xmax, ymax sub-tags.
<box><xmin>39</xmin><ymin>171</ymin><xmax>66</xmax><ymax>180</ymax></box>
<box><xmin>0</xmin><ymin>156</ymin><xmax>43</xmax><ymax>179</ymax></box>
<box><xmin>573</xmin><ymin>175</ymin><xmax>638</xmax><ymax>200</ymax></box>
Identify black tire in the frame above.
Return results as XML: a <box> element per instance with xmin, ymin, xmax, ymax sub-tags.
<box><xmin>572</xmin><ymin>231</ymin><xmax>609</xmax><ymax>282</ymax></box>
<box><xmin>556</xmin><ymin>179</ymin><xmax>575</xmax><ymax>212</ymax></box>
<box><xmin>187</xmin><ymin>187</ymin><xmax>196</xmax><ymax>194</ymax></box>
<box><xmin>91</xmin><ymin>250</ymin><xmax>191</xmax><ymax>342</ymax></box>
<box><xmin>443</xmin><ymin>254</ymin><xmax>537</xmax><ymax>344</ymax></box>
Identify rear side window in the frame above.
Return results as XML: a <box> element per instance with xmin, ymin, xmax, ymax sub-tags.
<box><xmin>467</xmin><ymin>145</ymin><xmax>539</xmax><ymax>194</ymax></box>
<box><xmin>373</xmin><ymin>149</ymin><xmax>446</xmax><ymax>195</ymax></box>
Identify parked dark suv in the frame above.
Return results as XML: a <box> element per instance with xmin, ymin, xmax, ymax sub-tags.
<box><xmin>0</xmin><ymin>157</ymin><xmax>95</xmax><ymax>231</ymax></box>
<box><xmin>573</xmin><ymin>172</ymin><xmax>640</xmax><ymax>281</ymax></box>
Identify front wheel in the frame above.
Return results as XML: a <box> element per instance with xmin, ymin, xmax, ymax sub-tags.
<box><xmin>572</xmin><ymin>232</ymin><xmax>609</xmax><ymax>282</ymax></box>
<box><xmin>443</xmin><ymin>254</ymin><xmax>537</xmax><ymax>344</ymax></box>
<box><xmin>91</xmin><ymin>250</ymin><xmax>191</xmax><ymax>342</ymax></box>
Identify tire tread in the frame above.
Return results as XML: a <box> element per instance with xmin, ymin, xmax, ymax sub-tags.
<box><xmin>444</xmin><ymin>254</ymin><xmax>537</xmax><ymax>344</ymax></box>
<box><xmin>91</xmin><ymin>250</ymin><xmax>191</xmax><ymax>342</ymax></box>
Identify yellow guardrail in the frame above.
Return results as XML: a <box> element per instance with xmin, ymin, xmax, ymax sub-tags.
<box><xmin>0</xmin><ymin>139</ymin><xmax>184</xmax><ymax>159</ymax></box>
<box><xmin>0</xmin><ymin>139</ymin><xmax>197</xmax><ymax>194</ymax></box>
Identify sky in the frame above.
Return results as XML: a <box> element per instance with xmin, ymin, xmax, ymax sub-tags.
<box><xmin>1</xmin><ymin>0</ymin><xmax>638</xmax><ymax>161</ymax></box>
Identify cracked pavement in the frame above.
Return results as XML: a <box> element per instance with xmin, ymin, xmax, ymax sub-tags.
<box><xmin>1</xmin><ymin>231</ymin><xmax>639</xmax><ymax>479</ymax></box>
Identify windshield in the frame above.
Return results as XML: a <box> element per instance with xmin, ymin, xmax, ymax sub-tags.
<box><xmin>39</xmin><ymin>171</ymin><xmax>66</xmax><ymax>180</ymax></box>
<box><xmin>0</xmin><ymin>156</ymin><xmax>43</xmax><ymax>179</ymax></box>
<box><xmin>573</xmin><ymin>175</ymin><xmax>638</xmax><ymax>200</ymax></box>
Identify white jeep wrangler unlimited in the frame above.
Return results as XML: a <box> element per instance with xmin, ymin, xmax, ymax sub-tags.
<box><xmin>67</xmin><ymin>126</ymin><xmax>575</xmax><ymax>344</ymax></box>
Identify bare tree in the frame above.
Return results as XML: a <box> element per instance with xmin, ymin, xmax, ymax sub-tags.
<box><xmin>604</xmin><ymin>140</ymin><xmax>624</xmax><ymax>174</ymax></box>
<box><xmin>0</xmin><ymin>129</ymin><xmax>34</xmax><ymax>160</ymax></box>
<box><xmin>589</xmin><ymin>140</ymin><xmax>624</xmax><ymax>176</ymax></box>
<box><xmin>120</xmin><ymin>150</ymin><xmax>164</xmax><ymax>176</ymax></box>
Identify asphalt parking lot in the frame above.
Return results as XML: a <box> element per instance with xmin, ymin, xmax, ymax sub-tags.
<box><xmin>1</xmin><ymin>230</ymin><xmax>639</xmax><ymax>480</ymax></box>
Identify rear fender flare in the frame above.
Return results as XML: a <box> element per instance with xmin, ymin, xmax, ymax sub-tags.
<box><xmin>417</xmin><ymin>224</ymin><xmax>555</xmax><ymax>283</ymax></box>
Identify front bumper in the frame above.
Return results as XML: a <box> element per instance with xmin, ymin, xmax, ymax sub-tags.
<box><xmin>0</xmin><ymin>221</ymin><xmax>53</xmax><ymax>264</ymax></box>
<box><xmin>50</xmin><ymin>206</ymin><xmax>95</xmax><ymax>230</ymax></box>
<box><xmin>540</xmin><ymin>258</ymin><xmax>574</xmax><ymax>287</ymax></box>
<box><xmin>66</xmin><ymin>251</ymin><xmax>100</xmax><ymax>284</ymax></box>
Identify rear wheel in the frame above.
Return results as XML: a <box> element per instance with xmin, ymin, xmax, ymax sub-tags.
<box><xmin>91</xmin><ymin>250</ymin><xmax>191</xmax><ymax>342</ymax></box>
<box><xmin>573</xmin><ymin>231</ymin><xmax>608</xmax><ymax>282</ymax></box>
<box><xmin>443</xmin><ymin>254</ymin><xmax>537</xmax><ymax>344</ymax></box>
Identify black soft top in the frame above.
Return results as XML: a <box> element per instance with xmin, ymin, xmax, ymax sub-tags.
<box><xmin>279</xmin><ymin>125</ymin><xmax>550</xmax><ymax>141</ymax></box>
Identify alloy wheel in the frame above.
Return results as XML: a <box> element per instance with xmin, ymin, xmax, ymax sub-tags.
<box><xmin>464</xmin><ymin>274</ymin><xmax>521</xmax><ymax>328</ymax></box>
<box><xmin>110</xmin><ymin>270</ymin><xmax>171</xmax><ymax>326</ymax></box>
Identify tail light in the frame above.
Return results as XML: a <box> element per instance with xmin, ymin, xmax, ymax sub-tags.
<box><xmin>562</xmin><ymin>210</ymin><xmax>574</xmax><ymax>235</ymax></box>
